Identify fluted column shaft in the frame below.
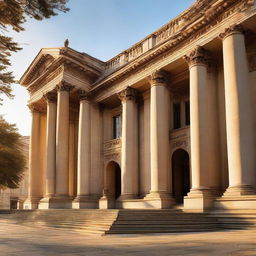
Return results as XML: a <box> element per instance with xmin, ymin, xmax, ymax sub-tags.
<box><xmin>149</xmin><ymin>70</ymin><xmax>171</xmax><ymax>196</ymax></box>
<box><xmin>44</xmin><ymin>92</ymin><xmax>57</xmax><ymax>197</ymax></box>
<box><xmin>56</xmin><ymin>83</ymin><xmax>73</xmax><ymax>197</ymax></box>
<box><xmin>118</xmin><ymin>87</ymin><xmax>138</xmax><ymax>199</ymax></box>
<box><xmin>77</xmin><ymin>92</ymin><xmax>91</xmax><ymax>197</ymax></box>
<box><xmin>221</xmin><ymin>25</ymin><xmax>256</xmax><ymax>195</ymax></box>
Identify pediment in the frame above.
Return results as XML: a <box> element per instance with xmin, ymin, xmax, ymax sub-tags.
<box><xmin>20</xmin><ymin>48</ymin><xmax>61</xmax><ymax>87</ymax></box>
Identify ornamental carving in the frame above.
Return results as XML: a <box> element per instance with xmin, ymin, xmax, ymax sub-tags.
<box><xmin>78</xmin><ymin>89</ymin><xmax>91</xmax><ymax>101</ymax></box>
<box><xmin>118</xmin><ymin>87</ymin><xmax>137</xmax><ymax>102</ymax></box>
<box><xmin>184</xmin><ymin>46</ymin><xmax>210</xmax><ymax>67</ymax></box>
<box><xmin>28</xmin><ymin>103</ymin><xmax>44</xmax><ymax>113</ymax></box>
<box><xmin>56</xmin><ymin>81</ymin><xmax>74</xmax><ymax>92</ymax></box>
<box><xmin>43</xmin><ymin>91</ymin><xmax>57</xmax><ymax>103</ymax></box>
<box><xmin>150</xmin><ymin>69</ymin><xmax>169</xmax><ymax>86</ymax></box>
<box><xmin>219</xmin><ymin>24</ymin><xmax>244</xmax><ymax>40</ymax></box>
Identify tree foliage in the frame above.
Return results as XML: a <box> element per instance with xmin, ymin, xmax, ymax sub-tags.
<box><xmin>0</xmin><ymin>0</ymin><xmax>69</xmax><ymax>103</ymax></box>
<box><xmin>0</xmin><ymin>116</ymin><xmax>25</xmax><ymax>189</ymax></box>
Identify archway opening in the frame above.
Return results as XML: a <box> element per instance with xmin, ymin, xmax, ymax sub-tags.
<box><xmin>172</xmin><ymin>149</ymin><xmax>190</xmax><ymax>204</ymax></box>
<box><xmin>106</xmin><ymin>161</ymin><xmax>121</xmax><ymax>200</ymax></box>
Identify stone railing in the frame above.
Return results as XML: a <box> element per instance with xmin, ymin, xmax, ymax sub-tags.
<box><xmin>103</xmin><ymin>138</ymin><xmax>121</xmax><ymax>156</ymax></box>
<box><xmin>104</xmin><ymin>14</ymin><xmax>185</xmax><ymax>74</ymax></box>
<box><xmin>170</xmin><ymin>127</ymin><xmax>190</xmax><ymax>152</ymax></box>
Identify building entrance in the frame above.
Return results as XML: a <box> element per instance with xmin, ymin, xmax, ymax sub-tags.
<box><xmin>172</xmin><ymin>149</ymin><xmax>190</xmax><ymax>203</ymax></box>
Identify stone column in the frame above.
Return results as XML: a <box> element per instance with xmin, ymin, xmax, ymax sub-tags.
<box><xmin>24</xmin><ymin>104</ymin><xmax>42</xmax><ymax>209</ymax></box>
<box><xmin>39</xmin><ymin>92</ymin><xmax>57</xmax><ymax>209</ymax></box>
<box><xmin>145</xmin><ymin>70</ymin><xmax>174</xmax><ymax>209</ymax></box>
<box><xmin>54</xmin><ymin>82</ymin><xmax>73</xmax><ymax>208</ymax></box>
<box><xmin>220</xmin><ymin>25</ymin><xmax>256</xmax><ymax>197</ymax></box>
<box><xmin>183</xmin><ymin>47</ymin><xmax>214</xmax><ymax>210</ymax></box>
<box><xmin>73</xmin><ymin>90</ymin><xmax>93</xmax><ymax>209</ymax></box>
<box><xmin>118</xmin><ymin>87</ymin><xmax>139</xmax><ymax>201</ymax></box>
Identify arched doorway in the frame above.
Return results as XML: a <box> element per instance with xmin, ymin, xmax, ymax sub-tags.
<box><xmin>105</xmin><ymin>161</ymin><xmax>121</xmax><ymax>200</ymax></box>
<box><xmin>172</xmin><ymin>149</ymin><xmax>190</xmax><ymax>204</ymax></box>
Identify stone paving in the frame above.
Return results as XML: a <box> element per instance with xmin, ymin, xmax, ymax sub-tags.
<box><xmin>0</xmin><ymin>221</ymin><xmax>256</xmax><ymax>256</ymax></box>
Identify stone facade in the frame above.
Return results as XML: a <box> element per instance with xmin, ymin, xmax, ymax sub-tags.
<box><xmin>20</xmin><ymin>0</ymin><xmax>256</xmax><ymax>211</ymax></box>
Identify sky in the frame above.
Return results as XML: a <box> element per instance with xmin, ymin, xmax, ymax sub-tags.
<box><xmin>1</xmin><ymin>0</ymin><xmax>194</xmax><ymax>136</ymax></box>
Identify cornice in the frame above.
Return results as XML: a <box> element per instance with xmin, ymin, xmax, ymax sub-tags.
<box><xmin>90</xmin><ymin>0</ymin><xmax>254</xmax><ymax>94</ymax></box>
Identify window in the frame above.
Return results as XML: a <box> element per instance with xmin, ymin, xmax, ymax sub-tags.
<box><xmin>185</xmin><ymin>101</ymin><xmax>190</xmax><ymax>126</ymax></box>
<box><xmin>113</xmin><ymin>115</ymin><xmax>121</xmax><ymax>139</ymax></box>
<box><xmin>173</xmin><ymin>103</ymin><xmax>181</xmax><ymax>129</ymax></box>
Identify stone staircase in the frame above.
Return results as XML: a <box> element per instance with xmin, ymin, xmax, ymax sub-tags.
<box><xmin>0</xmin><ymin>209</ymin><xmax>224</xmax><ymax>235</ymax></box>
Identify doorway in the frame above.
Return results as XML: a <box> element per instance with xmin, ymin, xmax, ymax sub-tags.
<box><xmin>172</xmin><ymin>149</ymin><xmax>190</xmax><ymax>203</ymax></box>
<box><xmin>106</xmin><ymin>161</ymin><xmax>121</xmax><ymax>200</ymax></box>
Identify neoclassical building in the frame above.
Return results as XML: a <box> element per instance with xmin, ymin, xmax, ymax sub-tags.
<box><xmin>20</xmin><ymin>0</ymin><xmax>256</xmax><ymax>211</ymax></box>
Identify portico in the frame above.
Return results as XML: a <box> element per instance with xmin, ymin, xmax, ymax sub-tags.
<box><xmin>21</xmin><ymin>0</ymin><xmax>256</xmax><ymax>211</ymax></box>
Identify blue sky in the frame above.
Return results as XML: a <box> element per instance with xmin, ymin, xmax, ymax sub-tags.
<box><xmin>1</xmin><ymin>0</ymin><xmax>194</xmax><ymax>135</ymax></box>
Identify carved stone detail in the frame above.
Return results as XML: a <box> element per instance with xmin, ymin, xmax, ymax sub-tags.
<box><xmin>219</xmin><ymin>24</ymin><xmax>244</xmax><ymax>40</ymax></box>
<box><xmin>56</xmin><ymin>81</ymin><xmax>74</xmax><ymax>92</ymax></box>
<box><xmin>78</xmin><ymin>89</ymin><xmax>91</xmax><ymax>101</ymax></box>
<box><xmin>118</xmin><ymin>87</ymin><xmax>137</xmax><ymax>102</ymax></box>
<box><xmin>44</xmin><ymin>91</ymin><xmax>57</xmax><ymax>103</ymax></box>
<box><xmin>149</xmin><ymin>69</ymin><xmax>169</xmax><ymax>86</ymax></box>
<box><xmin>184</xmin><ymin>46</ymin><xmax>210</xmax><ymax>67</ymax></box>
<box><xmin>28</xmin><ymin>103</ymin><xmax>44</xmax><ymax>113</ymax></box>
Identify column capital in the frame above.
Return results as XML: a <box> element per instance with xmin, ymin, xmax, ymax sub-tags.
<box><xmin>28</xmin><ymin>103</ymin><xmax>44</xmax><ymax>113</ymax></box>
<box><xmin>44</xmin><ymin>91</ymin><xmax>57</xmax><ymax>103</ymax></box>
<box><xmin>149</xmin><ymin>69</ymin><xmax>169</xmax><ymax>87</ymax></box>
<box><xmin>118</xmin><ymin>86</ymin><xmax>138</xmax><ymax>102</ymax></box>
<box><xmin>219</xmin><ymin>24</ymin><xmax>244</xmax><ymax>40</ymax></box>
<box><xmin>56</xmin><ymin>81</ymin><xmax>74</xmax><ymax>92</ymax></box>
<box><xmin>184</xmin><ymin>46</ymin><xmax>210</xmax><ymax>68</ymax></box>
<box><xmin>78</xmin><ymin>89</ymin><xmax>91</xmax><ymax>102</ymax></box>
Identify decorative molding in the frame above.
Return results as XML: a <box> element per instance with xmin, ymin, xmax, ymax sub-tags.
<box><xmin>219</xmin><ymin>24</ymin><xmax>244</xmax><ymax>40</ymax></box>
<box><xmin>56</xmin><ymin>81</ymin><xmax>74</xmax><ymax>92</ymax></box>
<box><xmin>104</xmin><ymin>138</ymin><xmax>121</xmax><ymax>163</ymax></box>
<box><xmin>149</xmin><ymin>69</ymin><xmax>169</xmax><ymax>86</ymax></box>
<box><xmin>184</xmin><ymin>46</ymin><xmax>210</xmax><ymax>67</ymax></box>
<box><xmin>118</xmin><ymin>87</ymin><xmax>138</xmax><ymax>102</ymax></box>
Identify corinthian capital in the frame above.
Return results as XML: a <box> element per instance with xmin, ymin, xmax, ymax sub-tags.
<box><xmin>219</xmin><ymin>24</ymin><xmax>244</xmax><ymax>40</ymax></box>
<box><xmin>56</xmin><ymin>81</ymin><xmax>74</xmax><ymax>92</ymax></box>
<box><xmin>184</xmin><ymin>46</ymin><xmax>210</xmax><ymax>67</ymax></box>
<box><xmin>28</xmin><ymin>103</ymin><xmax>44</xmax><ymax>113</ymax></box>
<box><xmin>118</xmin><ymin>87</ymin><xmax>137</xmax><ymax>102</ymax></box>
<box><xmin>44</xmin><ymin>91</ymin><xmax>57</xmax><ymax>103</ymax></box>
<box><xmin>149</xmin><ymin>69</ymin><xmax>169</xmax><ymax>86</ymax></box>
<box><xmin>78</xmin><ymin>89</ymin><xmax>91</xmax><ymax>101</ymax></box>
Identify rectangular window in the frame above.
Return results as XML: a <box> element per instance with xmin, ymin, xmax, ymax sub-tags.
<box><xmin>185</xmin><ymin>101</ymin><xmax>190</xmax><ymax>126</ymax></box>
<box><xmin>113</xmin><ymin>115</ymin><xmax>121</xmax><ymax>139</ymax></box>
<box><xmin>173</xmin><ymin>103</ymin><xmax>181</xmax><ymax>129</ymax></box>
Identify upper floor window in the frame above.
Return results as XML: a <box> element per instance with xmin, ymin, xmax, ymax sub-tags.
<box><xmin>185</xmin><ymin>101</ymin><xmax>190</xmax><ymax>126</ymax></box>
<box><xmin>173</xmin><ymin>103</ymin><xmax>181</xmax><ymax>129</ymax></box>
<box><xmin>113</xmin><ymin>115</ymin><xmax>121</xmax><ymax>139</ymax></box>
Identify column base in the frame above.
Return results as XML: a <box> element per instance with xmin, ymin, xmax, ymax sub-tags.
<box><xmin>184</xmin><ymin>189</ymin><xmax>214</xmax><ymax>212</ymax></box>
<box><xmin>99</xmin><ymin>195</ymin><xmax>116</xmax><ymax>209</ymax></box>
<box><xmin>72</xmin><ymin>195</ymin><xmax>99</xmax><ymax>209</ymax></box>
<box><xmin>223</xmin><ymin>185</ymin><xmax>256</xmax><ymax>197</ymax></box>
<box><xmin>38</xmin><ymin>196</ymin><xmax>72</xmax><ymax>209</ymax></box>
<box><xmin>23</xmin><ymin>197</ymin><xmax>41</xmax><ymax>209</ymax></box>
<box><xmin>142</xmin><ymin>192</ymin><xmax>175</xmax><ymax>209</ymax></box>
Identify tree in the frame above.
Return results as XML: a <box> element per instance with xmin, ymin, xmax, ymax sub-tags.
<box><xmin>0</xmin><ymin>116</ymin><xmax>25</xmax><ymax>189</ymax></box>
<box><xmin>0</xmin><ymin>0</ymin><xmax>69</xmax><ymax>103</ymax></box>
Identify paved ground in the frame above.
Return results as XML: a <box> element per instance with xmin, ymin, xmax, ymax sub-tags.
<box><xmin>0</xmin><ymin>221</ymin><xmax>256</xmax><ymax>256</ymax></box>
